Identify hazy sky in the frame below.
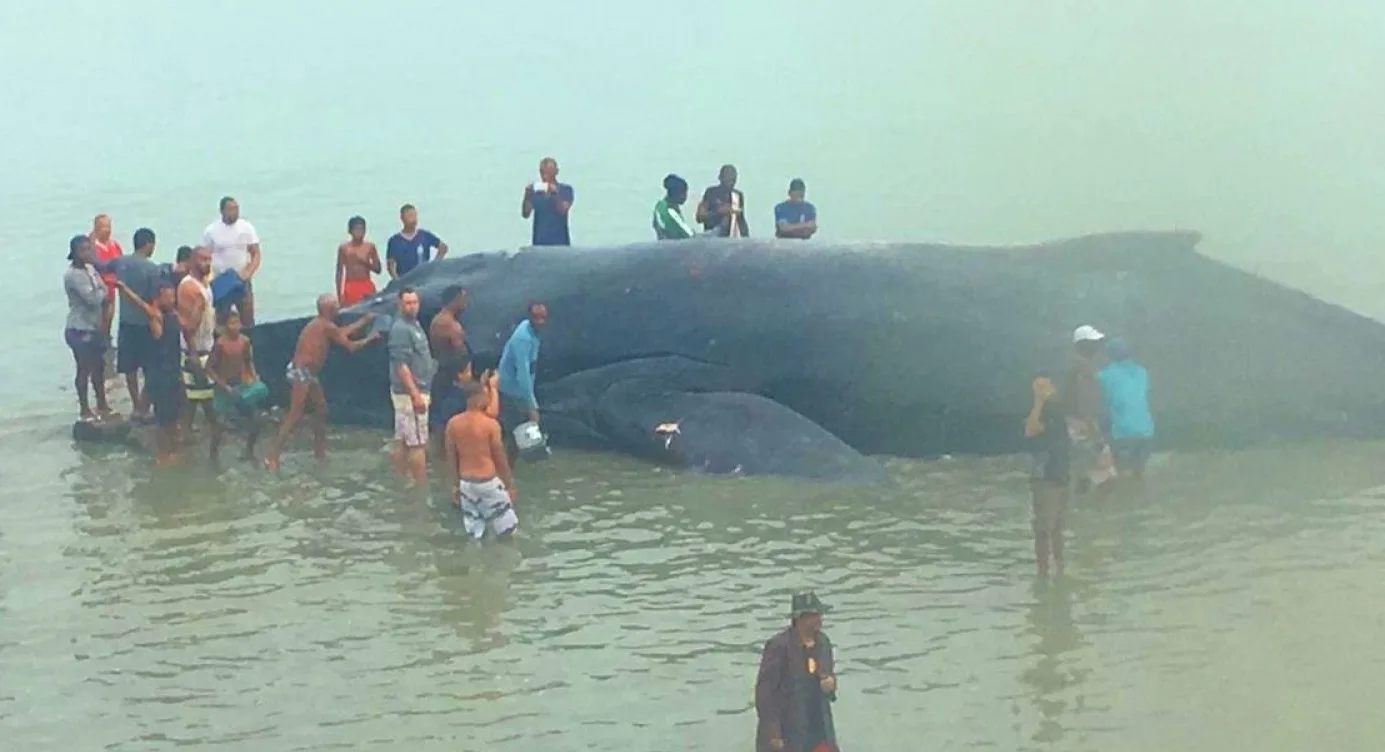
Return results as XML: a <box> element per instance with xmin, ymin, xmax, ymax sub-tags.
<box><xmin>1</xmin><ymin>0</ymin><xmax>1381</xmax><ymax>315</ymax></box>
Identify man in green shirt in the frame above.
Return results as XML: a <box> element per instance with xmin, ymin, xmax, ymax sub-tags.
<box><xmin>652</xmin><ymin>174</ymin><xmax>696</xmax><ymax>240</ymax></box>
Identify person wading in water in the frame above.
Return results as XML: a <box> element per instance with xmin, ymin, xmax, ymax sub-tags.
<box><xmin>388</xmin><ymin>287</ymin><xmax>437</xmax><ymax>487</ymax></box>
<box><xmin>497</xmin><ymin>302</ymin><xmax>547</xmax><ymax>464</ymax></box>
<box><xmin>263</xmin><ymin>295</ymin><xmax>378</xmax><ymax>471</ymax></box>
<box><xmin>444</xmin><ymin>380</ymin><xmax>518</xmax><ymax>541</ymax></box>
<box><xmin>116</xmin><ymin>280</ymin><xmax>187</xmax><ymax>465</ymax></box>
<box><xmin>428</xmin><ymin>285</ymin><xmax>471</xmax><ymax>452</ymax></box>
<box><xmin>1026</xmin><ymin>373</ymin><xmax>1071</xmax><ymax>578</ymax></box>
<box><xmin>755</xmin><ymin>592</ymin><xmax>840</xmax><ymax>752</ymax></box>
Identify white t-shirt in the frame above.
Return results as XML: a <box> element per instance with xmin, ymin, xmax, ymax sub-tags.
<box><xmin>202</xmin><ymin>218</ymin><xmax>260</xmax><ymax>275</ymax></box>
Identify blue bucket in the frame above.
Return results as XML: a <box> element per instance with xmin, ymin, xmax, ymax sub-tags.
<box><xmin>210</xmin><ymin>269</ymin><xmax>245</xmax><ymax>305</ymax></box>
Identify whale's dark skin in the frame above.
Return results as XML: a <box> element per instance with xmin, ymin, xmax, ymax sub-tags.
<box><xmin>249</xmin><ymin>232</ymin><xmax>1385</xmax><ymax>481</ymax></box>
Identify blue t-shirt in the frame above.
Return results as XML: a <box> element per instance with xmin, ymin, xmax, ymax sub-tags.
<box><xmin>386</xmin><ymin>229</ymin><xmax>444</xmax><ymax>277</ymax></box>
<box><xmin>774</xmin><ymin>200</ymin><xmax>817</xmax><ymax>238</ymax></box>
<box><xmin>1098</xmin><ymin>360</ymin><xmax>1155</xmax><ymax>439</ymax></box>
<box><xmin>530</xmin><ymin>183</ymin><xmax>574</xmax><ymax>246</ymax></box>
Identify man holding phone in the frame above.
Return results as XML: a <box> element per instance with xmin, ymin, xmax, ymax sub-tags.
<box><xmin>521</xmin><ymin>157</ymin><xmax>574</xmax><ymax>246</ymax></box>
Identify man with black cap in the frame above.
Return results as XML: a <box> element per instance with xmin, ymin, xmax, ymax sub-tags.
<box><xmin>773</xmin><ymin>179</ymin><xmax>818</xmax><ymax>240</ymax></box>
<box><xmin>755</xmin><ymin>592</ymin><xmax>839</xmax><ymax>752</ymax></box>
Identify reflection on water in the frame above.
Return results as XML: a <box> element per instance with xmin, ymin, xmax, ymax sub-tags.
<box><xmin>3</xmin><ymin>416</ymin><xmax>1385</xmax><ymax>750</ymax></box>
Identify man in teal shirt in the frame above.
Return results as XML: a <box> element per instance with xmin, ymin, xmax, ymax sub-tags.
<box><xmin>498</xmin><ymin>302</ymin><xmax>547</xmax><ymax>462</ymax></box>
<box><xmin>1098</xmin><ymin>336</ymin><xmax>1154</xmax><ymax>478</ymax></box>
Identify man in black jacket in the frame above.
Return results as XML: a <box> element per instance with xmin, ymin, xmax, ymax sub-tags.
<box><xmin>755</xmin><ymin>592</ymin><xmax>839</xmax><ymax>752</ymax></box>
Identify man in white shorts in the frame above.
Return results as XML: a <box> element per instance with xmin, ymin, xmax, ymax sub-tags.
<box><xmin>202</xmin><ymin>196</ymin><xmax>262</xmax><ymax>326</ymax></box>
<box><xmin>444</xmin><ymin>381</ymin><xmax>518</xmax><ymax>540</ymax></box>
<box><xmin>388</xmin><ymin>287</ymin><xmax>436</xmax><ymax>486</ymax></box>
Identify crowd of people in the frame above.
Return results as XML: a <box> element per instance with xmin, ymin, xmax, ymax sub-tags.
<box><xmin>1024</xmin><ymin>325</ymin><xmax>1155</xmax><ymax>578</ymax></box>
<box><xmin>60</xmin><ymin>156</ymin><xmax>818</xmax><ymax>456</ymax></box>
<box><xmin>62</xmin><ymin>181</ymin><xmax>565</xmax><ymax>541</ymax></box>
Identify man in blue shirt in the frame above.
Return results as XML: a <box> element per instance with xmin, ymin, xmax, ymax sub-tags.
<box><xmin>386</xmin><ymin>204</ymin><xmax>449</xmax><ymax>279</ymax></box>
<box><xmin>1098</xmin><ymin>336</ymin><xmax>1155</xmax><ymax>479</ymax></box>
<box><xmin>521</xmin><ymin>158</ymin><xmax>574</xmax><ymax>246</ymax></box>
<box><xmin>94</xmin><ymin>227</ymin><xmax>166</xmax><ymax>421</ymax></box>
<box><xmin>774</xmin><ymin>178</ymin><xmax>818</xmax><ymax>240</ymax></box>
<box><xmin>497</xmin><ymin>302</ymin><xmax>547</xmax><ymax>463</ymax></box>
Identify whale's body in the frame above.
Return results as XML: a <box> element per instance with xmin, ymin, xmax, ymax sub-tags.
<box><xmin>250</xmin><ymin>232</ymin><xmax>1385</xmax><ymax>481</ymax></box>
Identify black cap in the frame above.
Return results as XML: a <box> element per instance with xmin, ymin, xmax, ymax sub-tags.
<box><xmin>788</xmin><ymin>178</ymin><xmax>806</xmax><ymax>192</ymax></box>
<box><xmin>789</xmin><ymin>591</ymin><xmax>829</xmax><ymax>618</ymax></box>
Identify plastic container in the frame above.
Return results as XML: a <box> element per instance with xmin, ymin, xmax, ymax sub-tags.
<box><xmin>210</xmin><ymin>269</ymin><xmax>245</xmax><ymax>305</ymax></box>
<box><xmin>513</xmin><ymin>421</ymin><xmax>550</xmax><ymax>461</ymax></box>
<box><xmin>238</xmin><ymin>380</ymin><xmax>269</xmax><ymax>407</ymax></box>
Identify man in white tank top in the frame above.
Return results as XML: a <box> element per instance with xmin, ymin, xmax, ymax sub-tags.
<box><xmin>202</xmin><ymin>196</ymin><xmax>262</xmax><ymax>326</ymax></box>
<box><xmin>177</xmin><ymin>247</ymin><xmax>221</xmax><ymax>440</ymax></box>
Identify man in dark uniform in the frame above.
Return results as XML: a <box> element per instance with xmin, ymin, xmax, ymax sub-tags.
<box><xmin>755</xmin><ymin>592</ymin><xmax>840</xmax><ymax>752</ymax></box>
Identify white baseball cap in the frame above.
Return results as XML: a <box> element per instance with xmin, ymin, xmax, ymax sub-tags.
<box><xmin>1072</xmin><ymin>325</ymin><xmax>1105</xmax><ymax>343</ymax></box>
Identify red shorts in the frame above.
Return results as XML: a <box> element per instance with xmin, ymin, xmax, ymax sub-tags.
<box><xmin>340</xmin><ymin>277</ymin><xmax>376</xmax><ymax>306</ymax></box>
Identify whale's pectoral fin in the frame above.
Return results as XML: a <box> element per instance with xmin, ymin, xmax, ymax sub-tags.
<box><xmin>536</xmin><ymin>355</ymin><xmax>749</xmax><ymax>449</ymax></box>
<box><xmin>539</xmin><ymin>356</ymin><xmax>884</xmax><ymax>482</ymax></box>
<box><xmin>600</xmin><ymin>385</ymin><xmax>885</xmax><ymax>483</ymax></box>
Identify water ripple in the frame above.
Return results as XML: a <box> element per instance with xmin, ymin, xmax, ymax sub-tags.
<box><xmin>3</xmin><ymin>435</ymin><xmax>1385</xmax><ymax>750</ymax></box>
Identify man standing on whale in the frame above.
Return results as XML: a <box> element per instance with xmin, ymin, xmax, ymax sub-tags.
<box><xmin>696</xmin><ymin>164</ymin><xmax>749</xmax><ymax>237</ymax></box>
<box><xmin>522</xmin><ymin>157</ymin><xmax>574</xmax><ymax>247</ymax></box>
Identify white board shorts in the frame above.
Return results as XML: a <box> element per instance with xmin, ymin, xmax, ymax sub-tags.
<box><xmin>458</xmin><ymin>477</ymin><xmax>518</xmax><ymax>540</ymax></box>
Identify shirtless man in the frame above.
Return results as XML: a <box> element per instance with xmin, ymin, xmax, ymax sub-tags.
<box><xmin>444</xmin><ymin>381</ymin><xmax>518</xmax><ymax>541</ymax></box>
<box><xmin>178</xmin><ymin>247</ymin><xmax>218</xmax><ymax>442</ymax></box>
<box><xmin>263</xmin><ymin>296</ymin><xmax>379</xmax><ymax>471</ymax></box>
<box><xmin>336</xmin><ymin>215</ymin><xmax>382</xmax><ymax>307</ymax></box>
<box><xmin>428</xmin><ymin>285</ymin><xmax>469</xmax><ymax>396</ymax></box>
<box><xmin>429</xmin><ymin>285</ymin><xmax>468</xmax><ymax>359</ymax></box>
<box><xmin>206</xmin><ymin>311</ymin><xmax>267</xmax><ymax>462</ymax></box>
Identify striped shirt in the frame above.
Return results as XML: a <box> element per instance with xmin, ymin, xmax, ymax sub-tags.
<box><xmin>652</xmin><ymin>198</ymin><xmax>695</xmax><ymax>240</ymax></box>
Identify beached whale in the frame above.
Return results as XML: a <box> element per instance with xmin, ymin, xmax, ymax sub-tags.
<box><xmin>250</xmin><ymin>232</ymin><xmax>1385</xmax><ymax>480</ymax></box>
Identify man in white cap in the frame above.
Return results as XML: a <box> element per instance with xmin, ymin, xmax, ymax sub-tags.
<box><xmin>1067</xmin><ymin>324</ymin><xmax>1115</xmax><ymax>491</ymax></box>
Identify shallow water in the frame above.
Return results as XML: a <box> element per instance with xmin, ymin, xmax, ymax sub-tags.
<box><xmin>5</xmin><ymin>1</ymin><xmax>1385</xmax><ymax>749</ymax></box>
<box><xmin>4</xmin><ymin>401</ymin><xmax>1385</xmax><ymax>750</ymax></box>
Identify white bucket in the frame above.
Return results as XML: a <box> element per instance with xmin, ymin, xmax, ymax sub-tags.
<box><xmin>513</xmin><ymin>421</ymin><xmax>550</xmax><ymax>460</ymax></box>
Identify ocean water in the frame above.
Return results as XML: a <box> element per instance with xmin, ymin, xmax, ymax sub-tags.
<box><xmin>2</xmin><ymin>1</ymin><xmax>1384</xmax><ymax>749</ymax></box>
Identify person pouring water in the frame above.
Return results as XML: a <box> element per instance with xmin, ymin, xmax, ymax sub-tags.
<box><xmin>497</xmin><ymin>302</ymin><xmax>548</xmax><ymax>464</ymax></box>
